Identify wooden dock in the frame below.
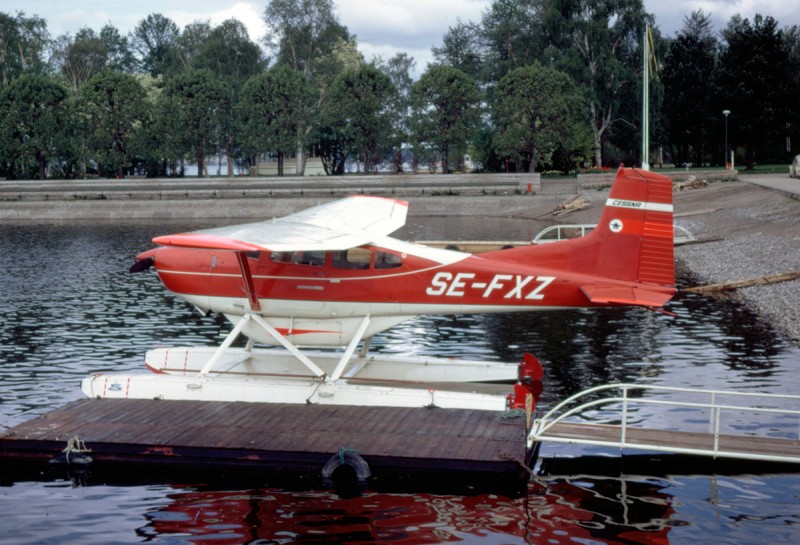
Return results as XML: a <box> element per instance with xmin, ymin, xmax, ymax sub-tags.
<box><xmin>0</xmin><ymin>399</ymin><xmax>529</xmax><ymax>490</ymax></box>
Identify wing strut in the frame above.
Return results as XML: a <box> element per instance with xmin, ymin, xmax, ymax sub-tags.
<box><xmin>329</xmin><ymin>315</ymin><xmax>371</xmax><ymax>383</ymax></box>
<box><xmin>197</xmin><ymin>314</ymin><xmax>327</xmax><ymax>378</ymax></box>
<box><xmin>236</xmin><ymin>251</ymin><xmax>261</xmax><ymax>312</ymax></box>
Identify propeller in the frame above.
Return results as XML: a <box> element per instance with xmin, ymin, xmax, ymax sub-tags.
<box><xmin>129</xmin><ymin>256</ymin><xmax>155</xmax><ymax>273</ymax></box>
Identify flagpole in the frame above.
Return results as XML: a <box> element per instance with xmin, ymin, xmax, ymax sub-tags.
<box><xmin>641</xmin><ymin>24</ymin><xmax>650</xmax><ymax>171</ymax></box>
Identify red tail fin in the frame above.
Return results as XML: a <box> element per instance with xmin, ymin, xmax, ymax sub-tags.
<box><xmin>588</xmin><ymin>166</ymin><xmax>675</xmax><ymax>286</ymax></box>
<box><xmin>486</xmin><ymin>166</ymin><xmax>675</xmax><ymax>307</ymax></box>
<box><xmin>576</xmin><ymin>166</ymin><xmax>675</xmax><ymax>306</ymax></box>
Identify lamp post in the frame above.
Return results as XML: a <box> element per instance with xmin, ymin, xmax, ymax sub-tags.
<box><xmin>723</xmin><ymin>110</ymin><xmax>731</xmax><ymax>169</ymax></box>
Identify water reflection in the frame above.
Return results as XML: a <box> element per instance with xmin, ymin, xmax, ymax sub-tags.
<box><xmin>136</xmin><ymin>478</ymin><xmax>677</xmax><ymax>545</ymax></box>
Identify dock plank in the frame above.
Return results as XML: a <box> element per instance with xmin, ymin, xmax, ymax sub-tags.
<box><xmin>0</xmin><ymin>399</ymin><xmax>527</xmax><ymax>480</ymax></box>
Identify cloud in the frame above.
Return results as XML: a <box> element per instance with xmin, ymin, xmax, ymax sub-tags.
<box><xmin>649</xmin><ymin>0</ymin><xmax>800</xmax><ymax>36</ymax></box>
<box><xmin>335</xmin><ymin>0</ymin><xmax>487</xmax><ymax>75</ymax></box>
<box><xmin>165</xmin><ymin>2</ymin><xmax>267</xmax><ymax>42</ymax></box>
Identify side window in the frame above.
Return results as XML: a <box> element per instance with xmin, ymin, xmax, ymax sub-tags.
<box><xmin>375</xmin><ymin>251</ymin><xmax>402</xmax><ymax>269</ymax></box>
<box><xmin>332</xmin><ymin>247</ymin><xmax>371</xmax><ymax>270</ymax></box>
<box><xmin>270</xmin><ymin>251</ymin><xmax>325</xmax><ymax>267</ymax></box>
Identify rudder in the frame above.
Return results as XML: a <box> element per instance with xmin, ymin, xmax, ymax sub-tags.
<box><xmin>590</xmin><ymin>166</ymin><xmax>675</xmax><ymax>288</ymax></box>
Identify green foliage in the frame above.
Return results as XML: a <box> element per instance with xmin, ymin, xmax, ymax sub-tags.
<box><xmin>0</xmin><ymin>12</ymin><xmax>49</xmax><ymax>88</ymax></box>
<box><xmin>378</xmin><ymin>53</ymin><xmax>416</xmax><ymax>172</ymax></box>
<box><xmin>410</xmin><ymin>65</ymin><xmax>481</xmax><ymax>173</ymax></box>
<box><xmin>432</xmin><ymin>21</ymin><xmax>485</xmax><ymax>83</ymax></box>
<box><xmin>51</xmin><ymin>27</ymin><xmax>110</xmax><ymax>91</ymax></box>
<box><xmin>194</xmin><ymin>19</ymin><xmax>266</xmax><ymax>86</ymax></box>
<box><xmin>2</xmin><ymin>5</ymin><xmax>800</xmax><ymax>178</ymax></box>
<box><xmin>480</xmin><ymin>0</ymin><xmax>547</xmax><ymax>85</ymax></box>
<box><xmin>240</xmin><ymin>65</ymin><xmax>313</xmax><ymax>174</ymax></box>
<box><xmin>263</xmin><ymin>0</ymin><xmax>350</xmax><ymax>79</ymax></box>
<box><xmin>77</xmin><ymin>71</ymin><xmax>148</xmax><ymax>177</ymax></box>
<box><xmin>717</xmin><ymin>14</ymin><xmax>799</xmax><ymax>169</ymax></box>
<box><xmin>661</xmin><ymin>11</ymin><xmax>719</xmax><ymax>167</ymax></box>
<box><xmin>318</xmin><ymin>64</ymin><xmax>396</xmax><ymax>174</ymax></box>
<box><xmin>493</xmin><ymin>62</ymin><xmax>583</xmax><ymax>172</ymax></box>
<box><xmin>130</xmin><ymin>13</ymin><xmax>180</xmax><ymax>77</ymax></box>
<box><xmin>158</xmin><ymin>69</ymin><xmax>228</xmax><ymax>177</ymax></box>
<box><xmin>0</xmin><ymin>74</ymin><xmax>70</xmax><ymax>179</ymax></box>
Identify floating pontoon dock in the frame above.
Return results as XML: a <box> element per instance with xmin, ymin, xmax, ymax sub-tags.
<box><xmin>0</xmin><ymin>398</ymin><xmax>530</xmax><ymax>489</ymax></box>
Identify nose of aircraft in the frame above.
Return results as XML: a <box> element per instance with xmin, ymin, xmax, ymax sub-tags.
<box><xmin>129</xmin><ymin>248</ymin><xmax>158</xmax><ymax>273</ymax></box>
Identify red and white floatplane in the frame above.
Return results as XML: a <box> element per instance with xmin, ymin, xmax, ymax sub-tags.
<box><xmin>82</xmin><ymin>166</ymin><xmax>676</xmax><ymax>411</ymax></box>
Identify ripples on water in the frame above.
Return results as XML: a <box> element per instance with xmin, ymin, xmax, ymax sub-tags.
<box><xmin>2</xmin><ymin>221</ymin><xmax>800</xmax><ymax>544</ymax></box>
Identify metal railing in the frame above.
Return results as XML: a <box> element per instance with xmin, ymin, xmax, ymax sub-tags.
<box><xmin>528</xmin><ymin>383</ymin><xmax>800</xmax><ymax>463</ymax></box>
<box><xmin>532</xmin><ymin>224</ymin><xmax>695</xmax><ymax>244</ymax></box>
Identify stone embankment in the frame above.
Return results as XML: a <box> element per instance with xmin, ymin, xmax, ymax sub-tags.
<box><xmin>674</xmin><ymin>175</ymin><xmax>800</xmax><ymax>345</ymax></box>
<box><xmin>0</xmin><ymin>173</ymin><xmax>541</xmax><ymax>222</ymax></box>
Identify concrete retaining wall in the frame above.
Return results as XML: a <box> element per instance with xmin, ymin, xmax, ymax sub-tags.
<box><xmin>0</xmin><ymin>172</ymin><xmax>542</xmax><ymax>222</ymax></box>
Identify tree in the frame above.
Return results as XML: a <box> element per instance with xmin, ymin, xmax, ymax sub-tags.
<box><xmin>493</xmin><ymin>62</ymin><xmax>580</xmax><ymax>172</ymax></box>
<box><xmin>175</xmin><ymin>20</ymin><xmax>213</xmax><ymax>69</ymax></box>
<box><xmin>0</xmin><ymin>11</ymin><xmax>49</xmax><ymax>88</ymax></box>
<box><xmin>717</xmin><ymin>14</ymin><xmax>798</xmax><ymax>169</ymax></box>
<box><xmin>410</xmin><ymin>65</ymin><xmax>481</xmax><ymax>174</ymax></box>
<box><xmin>129</xmin><ymin>13</ymin><xmax>180</xmax><ymax>77</ymax></box>
<box><xmin>661</xmin><ymin>11</ymin><xmax>719</xmax><ymax>167</ymax></box>
<box><xmin>100</xmin><ymin>24</ymin><xmax>137</xmax><ymax>73</ymax></box>
<box><xmin>194</xmin><ymin>19</ymin><xmax>266</xmax><ymax>176</ymax></box>
<box><xmin>262</xmin><ymin>0</ymin><xmax>353</xmax><ymax>174</ymax></box>
<box><xmin>480</xmin><ymin>0</ymin><xmax>547</xmax><ymax>85</ymax></box>
<box><xmin>0</xmin><ymin>74</ymin><xmax>69</xmax><ymax>179</ymax></box>
<box><xmin>432</xmin><ymin>21</ymin><xmax>485</xmax><ymax>82</ymax></box>
<box><xmin>50</xmin><ymin>24</ymin><xmax>136</xmax><ymax>92</ymax></box>
<box><xmin>77</xmin><ymin>71</ymin><xmax>148</xmax><ymax>177</ymax></box>
<box><xmin>263</xmin><ymin>0</ymin><xmax>350</xmax><ymax>78</ymax></box>
<box><xmin>785</xmin><ymin>25</ymin><xmax>800</xmax><ymax>156</ymax></box>
<box><xmin>195</xmin><ymin>19</ymin><xmax>265</xmax><ymax>83</ymax></box>
<box><xmin>379</xmin><ymin>52</ymin><xmax>416</xmax><ymax>172</ymax></box>
<box><xmin>320</xmin><ymin>63</ymin><xmax>396</xmax><ymax>173</ymax></box>
<box><xmin>51</xmin><ymin>28</ymin><xmax>108</xmax><ymax>91</ymax></box>
<box><xmin>240</xmin><ymin>65</ymin><xmax>313</xmax><ymax>176</ymax></box>
<box><xmin>555</xmin><ymin>0</ymin><xmax>647</xmax><ymax>166</ymax></box>
<box><xmin>159</xmin><ymin>69</ymin><xmax>227</xmax><ymax>177</ymax></box>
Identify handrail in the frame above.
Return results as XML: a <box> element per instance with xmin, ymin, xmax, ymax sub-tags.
<box><xmin>532</xmin><ymin>223</ymin><xmax>695</xmax><ymax>244</ymax></box>
<box><xmin>532</xmin><ymin>224</ymin><xmax>596</xmax><ymax>244</ymax></box>
<box><xmin>528</xmin><ymin>383</ymin><xmax>800</xmax><ymax>453</ymax></box>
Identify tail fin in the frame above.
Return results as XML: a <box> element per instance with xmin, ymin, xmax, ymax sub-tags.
<box><xmin>588</xmin><ymin>166</ymin><xmax>675</xmax><ymax>285</ymax></box>
<box><xmin>577</xmin><ymin>166</ymin><xmax>675</xmax><ymax>306</ymax></box>
<box><xmin>487</xmin><ymin>166</ymin><xmax>675</xmax><ymax>307</ymax></box>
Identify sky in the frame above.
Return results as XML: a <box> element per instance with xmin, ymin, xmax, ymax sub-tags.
<box><xmin>6</xmin><ymin>0</ymin><xmax>800</xmax><ymax>76</ymax></box>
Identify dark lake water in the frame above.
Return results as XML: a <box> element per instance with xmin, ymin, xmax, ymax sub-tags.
<box><xmin>2</xmin><ymin>220</ymin><xmax>800</xmax><ymax>544</ymax></box>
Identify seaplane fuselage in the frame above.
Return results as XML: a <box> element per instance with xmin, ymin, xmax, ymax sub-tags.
<box><xmin>135</xmin><ymin>166</ymin><xmax>676</xmax><ymax>347</ymax></box>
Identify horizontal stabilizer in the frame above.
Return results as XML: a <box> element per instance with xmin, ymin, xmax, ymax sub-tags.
<box><xmin>581</xmin><ymin>283</ymin><xmax>675</xmax><ymax>308</ymax></box>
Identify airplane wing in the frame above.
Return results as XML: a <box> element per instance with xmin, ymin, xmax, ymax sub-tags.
<box><xmin>580</xmin><ymin>283</ymin><xmax>675</xmax><ymax>308</ymax></box>
<box><xmin>152</xmin><ymin>195</ymin><xmax>409</xmax><ymax>252</ymax></box>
